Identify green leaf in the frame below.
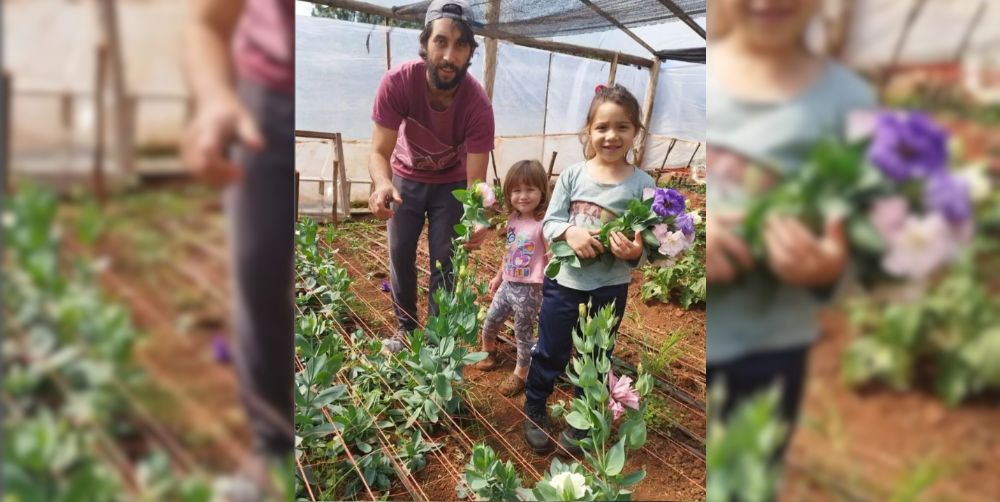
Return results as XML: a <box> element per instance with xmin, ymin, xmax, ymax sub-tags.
<box><xmin>433</xmin><ymin>373</ymin><xmax>452</xmax><ymax>401</ymax></box>
<box><xmin>619</xmin><ymin>469</ymin><xmax>646</xmax><ymax>486</ymax></box>
<box><xmin>605</xmin><ymin>438</ymin><xmax>626</xmax><ymax>476</ymax></box>
<box><xmin>564</xmin><ymin>411</ymin><xmax>591</xmax><ymax>431</ymax></box>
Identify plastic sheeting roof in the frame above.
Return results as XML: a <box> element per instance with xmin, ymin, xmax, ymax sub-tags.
<box><xmin>390</xmin><ymin>0</ymin><xmax>706</xmax><ymax>38</ymax></box>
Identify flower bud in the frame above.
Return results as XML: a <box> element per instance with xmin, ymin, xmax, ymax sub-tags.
<box><xmin>578</xmin><ymin>303</ymin><xmax>587</xmax><ymax>319</ymax></box>
<box><xmin>477</xmin><ymin>306</ymin><xmax>487</xmax><ymax>322</ymax></box>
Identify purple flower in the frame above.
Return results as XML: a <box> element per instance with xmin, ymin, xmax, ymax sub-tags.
<box><xmin>675</xmin><ymin>212</ymin><xmax>695</xmax><ymax>236</ymax></box>
<box><xmin>867</xmin><ymin>112</ymin><xmax>948</xmax><ymax>182</ymax></box>
<box><xmin>924</xmin><ymin>173</ymin><xmax>972</xmax><ymax>223</ymax></box>
<box><xmin>652</xmin><ymin>188</ymin><xmax>686</xmax><ymax>218</ymax></box>
<box><xmin>380</xmin><ymin>279</ymin><xmax>391</xmax><ymax>292</ymax></box>
<box><xmin>212</xmin><ymin>334</ymin><xmax>231</xmax><ymax>364</ymax></box>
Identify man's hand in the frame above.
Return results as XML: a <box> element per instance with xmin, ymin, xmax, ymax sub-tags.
<box><xmin>182</xmin><ymin>94</ymin><xmax>264</xmax><ymax>187</ymax></box>
<box><xmin>369</xmin><ymin>182</ymin><xmax>403</xmax><ymax>220</ymax></box>
<box><xmin>464</xmin><ymin>225</ymin><xmax>489</xmax><ymax>250</ymax></box>
<box><xmin>610</xmin><ymin>230</ymin><xmax>643</xmax><ymax>261</ymax></box>
<box><xmin>706</xmin><ymin>212</ymin><xmax>753</xmax><ymax>284</ymax></box>
<box><xmin>565</xmin><ymin>226</ymin><xmax>604</xmax><ymax>259</ymax></box>
<box><xmin>764</xmin><ymin>215</ymin><xmax>848</xmax><ymax>288</ymax></box>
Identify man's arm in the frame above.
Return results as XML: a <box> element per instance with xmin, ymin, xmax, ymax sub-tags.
<box><xmin>466</xmin><ymin>152</ymin><xmax>489</xmax><ymax>187</ymax></box>
<box><xmin>368</xmin><ymin>124</ymin><xmax>402</xmax><ymax>219</ymax></box>
<box><xmin>184</xmin><ymin>0</ymin><xmax>242</xmax><ymax>106</ymax></box>
<box><xmin>181</xmin><ymin>0</ymin><xmax>263</xmax><ymax>186</ymax></box>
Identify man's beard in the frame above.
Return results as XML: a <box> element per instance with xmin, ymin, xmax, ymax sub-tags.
<box><xmin>428</xmin><ymin>61</ymin><xmax>470</xmax><ymax>90</ymax></box>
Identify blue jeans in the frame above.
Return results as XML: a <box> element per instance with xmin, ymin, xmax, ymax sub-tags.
<box><xmin>524</xmin><ymin>278</ymin><xmax>629</xmax><ymax>411</ymax></box>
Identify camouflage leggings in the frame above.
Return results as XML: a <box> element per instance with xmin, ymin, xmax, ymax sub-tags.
<box><xmin>482</xmin><ymin>281</ymin><xmax>543</xmax><ymax>368</ymax></box>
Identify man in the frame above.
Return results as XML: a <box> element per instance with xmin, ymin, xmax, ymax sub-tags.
<box><xmin>182</xmin><ymin>0</ymin><xmax>294</xmax><ymax>498</ymax></box>
<box><xmin>368</xmin><ymin>0</ymin><xmax>495</xmax><ymax>353</ymax></box>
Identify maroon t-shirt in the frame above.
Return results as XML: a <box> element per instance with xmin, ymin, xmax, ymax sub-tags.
<box><xmin>232</xmin><ymin>0</ymin><xmax>294</xmax><ymax>94</ymax></box>
<box><xmin>372</xmin><ymin>60</ymin><xmax>495</xmax><ymax>184</ymax></box>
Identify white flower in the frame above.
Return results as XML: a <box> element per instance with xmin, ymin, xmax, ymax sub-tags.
<box><xmin>689</xmin><ymin>209</ymin><xmax>702</xmax><ymax>226</ymax></box>
<box><xmin>548</xmin><ymin>472</ymin><xmax>588</xmax><ymax>500</ymax></box>
<box><xmin>1</xmin><ymin>211</ymin><xmax>15</xmax><ymax>228</ymax></box>
<box><xmin>954</xmin><ymin>164</ymin><xmax>992</xmax><ymax>203</ymax></box>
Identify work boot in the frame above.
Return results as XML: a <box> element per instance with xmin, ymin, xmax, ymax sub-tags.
<box><xmin>558</xmin><ymin>426</ymin><xmax>589</xmax><ymax>457</ymax></box>
<box><xmin>522</xmin><ymin>406</ymin><xmax>555</xmax><ymax>454</ymax></box>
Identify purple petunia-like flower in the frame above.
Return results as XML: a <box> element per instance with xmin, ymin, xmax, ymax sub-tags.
<box><xmin>867</xmin><ymin>112</ymin><xmax>948</xmax><ymax>182</ymax></box>
<box><xmin>652</xmin><ymin>188</ymin><xmax>686</xmax><ymax>218</ymax></box>
<box><xmin>674</xmin><ymin>212</ymin><xmax>695</xmax><ymax>236</ymax></box>
<box><xmin>924</xmin><ymin>173</ymin><xmax>972</xmax><ymax>223</ymax></box>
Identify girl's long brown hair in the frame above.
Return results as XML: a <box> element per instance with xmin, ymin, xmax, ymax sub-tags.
<box><xmin>579</xmin><ymin>84</ymin><xmax>645</xmax><ymax>161</ymax></box>
<box><xmin>502</xmin><ymin>159</ymin><xmax>549</xmax><ymax>220</ymax></box>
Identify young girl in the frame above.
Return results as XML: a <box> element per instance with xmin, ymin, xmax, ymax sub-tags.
<box><xmin>521</xmin><ymin>84</ymin><xmax>654</xmax><ymax>455</ymax></box>
<box><xmin>707</xmin><ymin>0</ymin><xmax>874</xmax><ymax>474</ymax></box>
<box><xmin>474</xmin><ymin>160</ymin><xmax>549</xmax><ymax>397</ymax></box>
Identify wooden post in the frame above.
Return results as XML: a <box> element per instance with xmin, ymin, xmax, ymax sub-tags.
<box><xmin>608</xmin><ymin>52</ymin><xmax>619</xmax><ymax>86</ymax></box>
<box><xmin>335</xmin><ymin>132</ymin><xmax>349</xmax><ymax>222</ymax></box>
<box><xmin>540</xmin><ymin>52</ymin><xmax>553</xmax><ymax>160</ymax></box>
<box><xmin>96</xmin><ymin>0</ymin><xmax>133</xmax><ymax>174</ymax></box>
<box><xmin>489</xmin><ymin>150</ymin><xmax>500</xmax><ymax>187</ymax></box>
<box><xmin>94</xmin><ymin>44</ymin><xmax>108</xmax><ymax>205</ymax></box>
<box><xmin>384</xmin><ymin>18</ymin><xmax>392</xmax><ymax>70</ymax></box>
<box><xmin>636</xmin><ymin>58</ymin><xmax>661</xmax><ymax>167</ymax></box>
<box><xmin>483</xmin><ymin>0</ymin><xmax>501</xmax><ymax>100</ymax></box>
<box><xmin>294</xmin><ymin>170</ymin><xmax>300</xmax><ymax>220</ymax></box>
<box><xmin>2</xmin><ymin>72</ymin><xmax>11</xmax><ymax>194</ymax></box>
<box><xmin>546</xmin><ymin>151</ymin><xmax>558</xmax><ymax>178</ymax></box>
<box><xmin>655</xmin><ymin>138</ymin><xmax>677</xmax><ymax>184</ymax></box>
<box><xmin>878</xmin><ymin>0</ymin><xmax>928</xmax><ymax>100</ymax></box>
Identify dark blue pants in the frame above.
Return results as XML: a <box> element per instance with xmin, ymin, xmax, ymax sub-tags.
<box><xmin>524</xmin><ymin>278</ymin><xmax>629</xmax><ymax>411</ymax></box>
<box><xmin>707</xmin><ymin>345</ymin><xmax>809</xmax><ymax>463</ymax></box>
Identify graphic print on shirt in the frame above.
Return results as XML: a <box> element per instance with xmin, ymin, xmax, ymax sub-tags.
<box><xmin>706</xmin><ymin>145</ymin><xmax>780</xmax><ymax>212</ymax></box>
<box><xmin>504</xmin><ymin>226</ymin><xmax>537</xmax><ymax>279</ymax></box>
<box><xmin>393</xmin><ymin>117</ymin><xmax>464</xmax><ymax>171</ymax></box>
<box><xmin>568</xmin><ymin>200</ymin><xmax>617</xmax><ymax>231</ymax></box>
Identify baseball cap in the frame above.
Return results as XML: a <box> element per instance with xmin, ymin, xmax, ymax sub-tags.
<box><xmin>424</xmin><ymin>0</ymin><xmax>475</xmax><ymax>27</ymax></box>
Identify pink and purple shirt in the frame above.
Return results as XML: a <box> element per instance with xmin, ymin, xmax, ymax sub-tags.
<box><xmin>502</xmin><ymin>214</ymin><xmax>548</xmax><ymax>284</ymax></box>
<box><xmin>372</xmin><ymin>60</ymin><xmax>495</xmax><ymax>184</ymax></box>
<box><xmin>232</xmin><ymin>0</ymin><xmax>294</xmax><ymax>94</ymax></box>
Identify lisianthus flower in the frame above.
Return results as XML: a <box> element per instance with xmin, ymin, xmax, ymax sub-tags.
<box><xmin>548</xmin><ymin>472</ymin><xmax>589</xmax><ymax>499</ymax></box>
<box><xmin>477</xmin><ymin>182</ymin><xmax>496</xmax><ymax>208</ymax></box>
<box><xmin>643</xmin><ymin>187</ymin><xmax>656</xmax><ymax>200</ymax></box>
<box><xmin>924</xmin><ymin>172</ymin><xmax>972</xmax><ymax>223</ymax></box>
<box><xmin>675</xmin><ymin>212</ymin><xmax>695</xmax><ymax>236</ymax></box>
<box><xmin>608</xmin><ymin>370</ymin><xmax>640</xmax><ymax>421</ymax></box>
<box><xmin>688</xmin><ymin>209</ymin><xmax>702</xmax><ymax>226</ymax></box>
<box><xmin>954</xmin><ymin>164</ymin><xmax>992</xmax><ymax>203</ymax></box>
<box><xmin>869</xmin><ymin>196</ymin><xmax>909</xmax><ymax>242</ymax></box>
<box><xmin>652</xmin><ymin>188</ymin><xmax>686</xmax><ymax>218</ymax></box>
<box><xmin>867</xmin><ymin>112</ymin><xmax>948</xmax><ymax>182</ymax></box>
<box><xmin>657</xmin><ymin>229</ymin><xmax>689</xmax><ymax>257</ymax></box>
<box><xmin>882</xmin><ymin>213</ymin><xmax>957</xmax><ymax>281</ymax></box>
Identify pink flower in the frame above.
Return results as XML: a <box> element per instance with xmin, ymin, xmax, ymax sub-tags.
<box><xmin>477</xmin><ymin>183</ymin><xmax>496</xmax><ymax>208</ymax></box>
<box><xmin>881</xmin><ymin>213</ymin><xmax>958</xmax><ymax>280</ymax></box>
<box><xmin>870</xmin><ymin>196</ymin><xmax>909</xmax><ymax>241</ymax></box>
<box><xmin>643</xmin><ymin>187</ymin><xmax>656</xmax><ymax>200</ymax></box>
<box><xmin>659</xmin><ymin>229</ymin><xmax>689</xmax><ymax>257</ymax></box>
<box><xmin>608</xmin><ymin>370</ymin><xmax>640</xmax><ymax>421</ymax></box>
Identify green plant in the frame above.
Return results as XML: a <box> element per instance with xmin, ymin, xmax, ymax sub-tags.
<box><xmin>561</xmin><ymin>303</ymin><xmax>653</xmax><ymax>500</ymax></box>
<box><xmin>457</xmin><ymin>443</ymin><xmax>523</xmax><ymax>501</ymax></box>
<box><xmin>640</xmin><ymin>252</ymin><xmax>706</xmax><ymax>309</ymax></box>
<box><xmin>706</xmin><ymin>385</ymin><xmax>789</xmax><ymax>502</ymax></box>
<box><xmin>640</xmin><ymin>330</ymin><xmax>686</xmax><ymax>379</ymax></box>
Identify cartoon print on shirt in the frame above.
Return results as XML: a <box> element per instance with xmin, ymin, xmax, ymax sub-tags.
<box><xmin>569</xmin><ymin>201</ymin><xmax>616</xmax><ymax>230</ymax></box>
<box><xmin>504</xmin><ymin>227</ymin><xmax>537</xmax><ymax>279</ymax></box>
